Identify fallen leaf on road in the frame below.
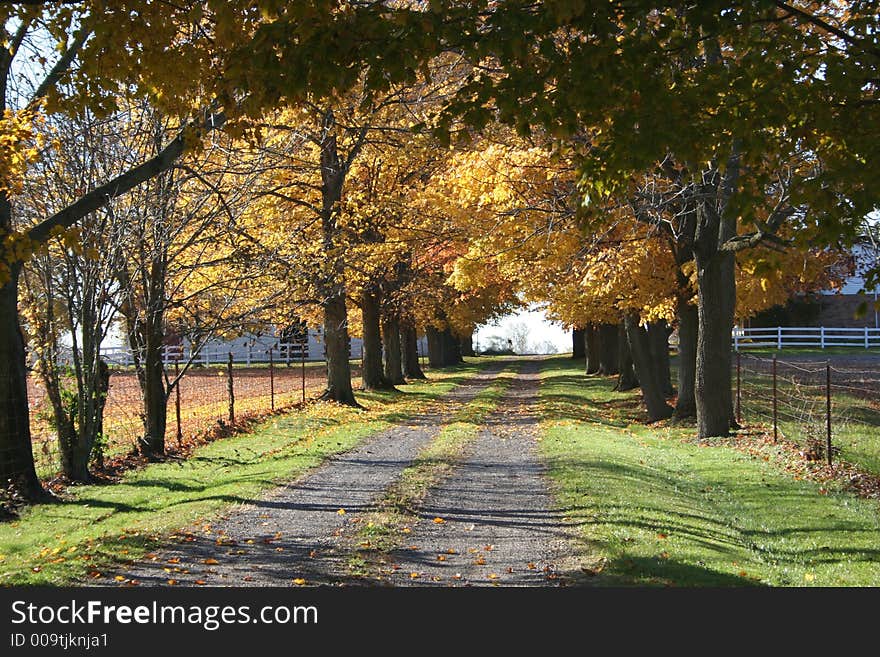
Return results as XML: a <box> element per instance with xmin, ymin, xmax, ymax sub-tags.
<box><xmin>203</xmin><ymin>558</ymin><xmax>219</xmax><ymax>565</ymax></box>
<box><xmin>114</xmin><ymin>575</ymin><xmax>126</xmax><ymax>582</ymax></box>
<box><xmin>452</xmin><ymin>573</ymin><xmax>462</xmax><ymax>580</ymax></box>
<box><xmin>337</xmin><ymin>509</ymin><xmax>346</xmax><ymax>515</ymax></box>
<box><xmin>167</xmin><ymin>579</ymin><xmax>178</xmax><ymax>586</ymax></box>
<box><xmin>527</xmin><ymin>563</ymin><xmax>536</xmax><ymax>570</ymax></box>
<box><xmin>194</xmin><ymin>580</ymin><xmax>207</xmax><ymax>586</ymax></box>
<box><xmin>410</xmin><ymin>572</ymin><xmax>420</xmax><ymax>579</ymax></box>
<box><xmin>487</xmin><ymin>574</ymin><xmax>499</xmax><ymax>580</ymax></box>
<box><xmin>433</xmin><ymin>517</ymin><xmax>445</xmax><ymax>524</ymax></box>
<box><xmin>293</xmin><ymin>578</ymin><xmax>307</xmax><ymax>586</ymax></box>
<box><xmin>437</xmin><ymin>555</ymin><xmax>447</xmax><ymax>561</ymax></box>
<box><xmin>474</xmin><ymin>556</ymin><xmax>486</xmax><ymax>566</ymax></box>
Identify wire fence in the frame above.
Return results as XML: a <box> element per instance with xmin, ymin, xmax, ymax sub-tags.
<box><xmin>26</xmin><ymin>353</ymin><xmax>355</xmax><ymax>479</ymax></box>
<box><xmin>735</xmin><ymin>353</ymin><xmax>880</xmax><ymax>474</ymax></box>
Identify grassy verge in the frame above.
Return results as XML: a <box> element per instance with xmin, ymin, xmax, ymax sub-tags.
<box><xmin>347</xmin><ymin>364</ymin><xmax>519</xmax><ymax>577</ymax></box>
<box><xmin>0</xmin><ymin>360</ymin><xmax>495</xmax><ymax>586</ymax></box>
<box><xmin>538</xmin><ymin>357</ymin><xmax>880</xmax><ymax>586</ymax></box>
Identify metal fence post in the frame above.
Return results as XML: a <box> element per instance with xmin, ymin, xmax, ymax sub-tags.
<box><xmin>736</xmin><ymin>351</ymin><xmax>741</xmax><ymax>425</ymax></box>
<box><xmin>826</xmin><ymin>362</ymin><xmax>833</xmax><ymax>467</ymax></box>
<box><xmin>777</xmin><ymin>326</ymin><xmax>782</xmax><ymax>350</ymax></box>
<box><xmin>175</xmin><ymin>359</ymin><xmax>182</xmax><ymax>447</ymax></box>
<box><xmin>269</xmin><ymin>347</ymin><xmax>275</xmax><ymax>411</ymax></box>
<box><xmin>301</xmin><ymin>341</ymin><xmax>306</xmax><ymax>404</ymax></box>
<box><xmin>772</xmin><ymin>355</ymin><xmax>778</xmax><ymax>443</ymax></box>
<box><xmin>227</xmin><ymin>352</ymin><xmax>235</xmax><ymax>424</ymax></box>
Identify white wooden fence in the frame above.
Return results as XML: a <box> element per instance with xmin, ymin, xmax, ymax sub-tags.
<box><xmin>98</xmin><ymin>341</ymin><xmax>313</xmax><ymax>367</ymax></box>
<box><xmin>733</xmin><ymin>326</ymin><xmax>880</xmax><ymax>350</ymax></box>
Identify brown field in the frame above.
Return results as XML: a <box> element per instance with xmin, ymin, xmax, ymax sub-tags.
<box><xmin>27</xmin><ymin>363</ymin><xmax>347</xmax><ymax>477</ymax></box>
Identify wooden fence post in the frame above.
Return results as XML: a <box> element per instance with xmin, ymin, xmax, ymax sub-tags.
<box><xmin>772</xmin><ymin>355</ymin><xmax>778</xmax><ymax>443</ymax></box>
<box><xmin>227</xmin><ymin>352</ymin><xmax>235</xmax><ymax>424</ymax></box>
<box><xmin>269</xmin><ymin>347</ymin><xmax>275</xmax><ymax>411</ymax></box>
<box><xmin>826</xmin><ymin>362</ymin><xmax>833</xmax><ymax>467</ymax></box>
<box><xmin>175</xmin><ymin>359</ymin><xmax>182</xmax><ymax>447</ymax></box>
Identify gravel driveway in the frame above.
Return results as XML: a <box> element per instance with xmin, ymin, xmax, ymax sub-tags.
<box><xmin>374</xmin><ymin>359</ymin><xmax>576</xmax><ymax>586</ymax></box>
<box><xmin>105</xmin><ymin>362</ymin><xmax>508</xmax><ymax>587</ymax></box>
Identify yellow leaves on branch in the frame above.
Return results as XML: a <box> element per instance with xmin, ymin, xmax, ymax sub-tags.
<box><xmin>0</xmin><ymin>108</ymin><xmax>46</xmax><ymax>196</ymax></box>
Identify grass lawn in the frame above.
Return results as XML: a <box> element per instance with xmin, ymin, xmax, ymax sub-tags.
<box><xmin>538</xmin><ymin>357</ymin><xmax>880</xmax><ymax>586</ymax></box>
<box><xmin>0</xmin><ymin>360</ymin><xmax>492</xmax><ymax>586</ymax></box>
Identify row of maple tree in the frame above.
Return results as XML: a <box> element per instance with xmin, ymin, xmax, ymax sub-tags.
<box><xmin>0</xmin><ymin>2</ymin><xmax>876</xmax><ymax>502</ymax></box>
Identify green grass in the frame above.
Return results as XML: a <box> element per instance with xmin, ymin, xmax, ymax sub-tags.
<box><xmin>669</xmin><ymin>354</ymin><xmax>880</xmax><ymax>477</ymax></box>
<box><xmin>731</xmin><ymin>347</ymin><xmax>880</xmax><ymax>357</ymax></box>
<box><xmin>0</xmin><ymin>360</ymin><xmax>494</xmax><ymax>586</ymax></box>
<box><xmin>538</xmin><ymin>357</ymin><xmax>880</xmax><ymax>587</ymax></box>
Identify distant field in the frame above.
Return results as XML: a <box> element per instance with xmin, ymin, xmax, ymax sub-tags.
<box><xmin>27</xmin><ymin>362</ymin><xmax>350</xmax><ymax>478</ymax></box>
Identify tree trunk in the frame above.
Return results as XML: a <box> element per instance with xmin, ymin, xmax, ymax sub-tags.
<box><xmin>427</xmin><ymin>326</ymin><xmax>461</xmax><ymax>367</ymax></box>
<box><xmin>401</xmin><ymin>323</ymin><xmax>426</xmax><ymax>379</ymax></box>
<box><xmin>624</xmin><ymin>312</ymin><xmax>673</xmax><ymax>421</ymax></box>
<box><xmin>693</xmin><ymin>152</ymin><xmax>739</xmax><ymax>438</ymax></box>
<box><xmin>382</xmin><ymin>315</ymin><xmax>405</xmax><ymax>386</ymax></box>
<box><xmin>360</xmin><ymin>290</ymin><xmax>394</xmax><ymax>391</ymax></box>
<box><xmin>317</xmin><ymin>111</ymin><xmax>358</xmax><ymax>406</ymax></box>
<box><xmin>674</xmin><ymin>299</ymin><xmax>698</xmax><ymax>420</ymax></box>
<box><xmin>597</xmin><ymin>323</ymin><xmax>619</xmax><ymax>375</ymax></box>
<box><xmin>585</xmin><ymin>325</ymin><xmax>600</xmax><ymax>375</ymax></box>
<box><xmin>141</xmin><ymin>331</ymin><xmax>167</xmax><ymax>458</ymax></box>
<box><xmin>426</xmin><ymin>326</ymin><xmax>443</xmax><ymax>368</ymax></box>
<box><xmin>92</xmin><ymin>359</ymin><xmax>110</xmax><ymax>470</ymax></box>
<box><xmin>647</xmin><ymin>321</ymin><xmax>673</xmax><ymax>397</ymax></box>
<box><xmin>442</xmin><ymin>329</ymin><xmax>462</xmax><ymax>364</ymax></box>
<box><xmin>0</xmin><ymin>264</ymin><xmax>42</xmax><ymax>499</ymax></box>
<box><xmin>572</xmin><ymin>328</ymin><xmax>585</xmax><ymax>359</ymax></box>
<box><xmin>459</xmin><ymin>332</ymin><xmax>475</xmax><ymax>357</ymax></box>
<box><xmin>615</xmin><ymin>322</ymin><xmax>638</xmax><ymax>391</ymax></box>
<box><xmin>322</xmin><ymin>293</ymin><xmax>358</xmax><ymax>405</ymax></box>
<box><xmin>694</xmin><ymin>199</ymin><xmax>737</xmax><ymax>437</ymax></box>
<box><xmin>695</xmin><ymin>252</ymin><xmax>735</xmax><ymax>436</ymax></box>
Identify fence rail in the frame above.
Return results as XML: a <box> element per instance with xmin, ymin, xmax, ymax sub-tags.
<box><xmin>96</xmin><ymin>341</ymin><xmax>312</xmax><ymax>367</ymax></box>
<box><xmin>733</xmin><ymin>326</ymin><xmax>880</xmax><ymax>350</ymax></box>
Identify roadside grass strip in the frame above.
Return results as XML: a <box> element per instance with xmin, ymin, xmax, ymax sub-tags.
<box><xmin>537</xmin><ymin>358</ymin><xmax>880</xmax><ymax>587</ymax></box>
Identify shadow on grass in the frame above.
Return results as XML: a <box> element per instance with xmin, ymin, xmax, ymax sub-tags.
<box><xmin>599</xmin><ymin>556</ymin><xmax>766</xmax><ymax>587</ymax></box>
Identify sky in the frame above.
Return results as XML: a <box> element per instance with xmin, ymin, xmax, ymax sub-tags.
<box><xmin>474</xmin><ymin>305</ymin><xmax>572</xmax><ymax>354</ymax></box>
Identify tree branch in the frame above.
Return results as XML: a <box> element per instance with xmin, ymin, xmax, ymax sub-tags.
<box><xmin>27</xmin><ymin>111</ymin><xmax>226</xmax><ymax>248</ymax></box>
<box><xmin>28</xmin><ymin>28</ymin><xmax>91</xmax><ymax>109</ymax></box>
